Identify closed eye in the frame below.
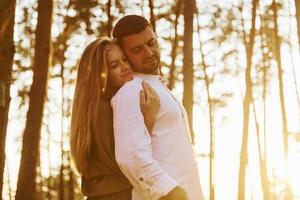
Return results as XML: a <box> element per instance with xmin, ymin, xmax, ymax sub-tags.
<box><xmin>147</xmin><ymin>39</ymin><xmax>155</xmax><ymax>46</ymax></box>
<box><xmin>132</xmin><ymin>46</ymin><xmax>142</xmax><ymax>53</ymax></box>
<box><xmin>108</xmin><ymin>61</ymin><xmax>118</xmax><ymax>68</ymax></box>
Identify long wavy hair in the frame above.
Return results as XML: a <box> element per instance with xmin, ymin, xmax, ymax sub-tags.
<box><xmin>70</xmin><ymin>37</ymin><xmax>113</xmax><ymax>175</ymax></box>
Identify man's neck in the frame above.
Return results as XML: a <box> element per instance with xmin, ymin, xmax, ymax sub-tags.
<box><xmin>134</xmin><ymin>68</ymin><xmax>160</xmax><ymax>75</ymax></box>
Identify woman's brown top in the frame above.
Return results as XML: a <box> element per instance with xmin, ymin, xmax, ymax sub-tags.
<box><xmin>81</xmin><ymin>92</ymin><xmax>132</xmax><ymax>199</ymax></box>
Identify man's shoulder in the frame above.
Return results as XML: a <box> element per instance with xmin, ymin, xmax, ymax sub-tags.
<box><xmin>124</xmin><ymin>77</ymin><xmax>142</xmax><ymax>88</ymax></box>
<box><xmin>112</xmin><ymin>77</ymin><xmax>142</xmax><ymax>100</ymax></box>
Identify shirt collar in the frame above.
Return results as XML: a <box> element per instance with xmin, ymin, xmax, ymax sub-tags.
<box><xmin>133</xmin><ymin>72</ymin><xmax>167</xmax><ymax>85</ymax></box>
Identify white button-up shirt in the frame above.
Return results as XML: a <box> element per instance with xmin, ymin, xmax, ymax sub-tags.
<box><xmin>111</xmin><ymin>73</ymin><xmax>204</xmax><ymax>200</ymax></box>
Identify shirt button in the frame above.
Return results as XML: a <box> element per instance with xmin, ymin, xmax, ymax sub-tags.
<box><xmin>139</xmin><ymin>177</ymin><xmax>144</xmax><ymax>181</ymax></box>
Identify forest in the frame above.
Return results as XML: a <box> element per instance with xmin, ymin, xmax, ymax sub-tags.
<box><xmin>0</xmin><ymin>0</ymin><xmax>300</xmax><ymax>199</ymax></box>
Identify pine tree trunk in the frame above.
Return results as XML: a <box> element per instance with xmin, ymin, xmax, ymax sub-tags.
<box><xmin>168</xmin><ymin>0</ymin><xmax>182</xmax><ymax>90</ymax></box>
<box><xmin>106</xmin><ymin>0</ymin><xmax>113</xmax><ymax>36</ymax></box>
<box><xmin>295</xmin><ymin>0</ymin><xmax>300</xmax><ymax>48</ymax></box>
<box><xmin>56</xmin><ymin>3</ymin><xmax>75</xmax><ymax>198</ymax></box>
<box><xmin>271</xmin><ymin>1</ymin><xmax>293</xmax><ymax>198</ymax></box>
<box><xmin>0</xmin><ymin>0</ymin><xmax>16</xmax><ymax>197</ymax></box>
<box><xmin>195</xmin><ymin>7</ymin><xmax>215</xmax><ymax>200</ymax></box>
<box><xmin>148</xmin><ymin>0</ymin><xmax>156</xmax><ymax>33</ymax></box>
<box><xmin>183</xmin><ymin>0</ymin><xmax>195</xmax><ymax>144</ymax></box>
<box><xmin>259</xmin><ymin>19</ymin><xmax>272</xmax><ymax>200</ymax></box>
<box><xmin>15</xmin><ymin>0</ymin><xmax>53</xmax><ymax>199</ymax></box>
<box><xmin>271</xmin><ymin>0</ymin><xmax>289</xmax><ymax>162</ymax></box>
<box><xmin>59</xmin><ymin>37</ymin><xmax>66</xmax><ymax>200</ymax></box>
<box><xmin>59</xmin><ymin>160</ymin><xmax>65</xmax><ymax>200</ymax></box>
<box><xmin>67</xmin><ymin>167</ymin><xmax>74</xmax><ymax>200</ymax></box>
<box><xmin>238</xmin><ymin>0</ymin><xmax>258</xmax><ymax>199</ymax></box>
<box><xmin>252</xmin><ymin>100</ymin><xmax>271</xmax><ymax>200</ymax></box>
<box><xmin>288</xmin><ymin>2</ymin><xmax>300</xmax><ymax>131</ymax></box>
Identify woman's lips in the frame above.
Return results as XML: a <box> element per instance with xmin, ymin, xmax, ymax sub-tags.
<box><xmin>121</xmin><ymin>71</ymin><xmax>132</xmax><ymax>78</ymax></box>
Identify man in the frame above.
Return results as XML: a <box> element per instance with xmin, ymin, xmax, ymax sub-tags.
<box><xmin>111</xmin><ymin>15</ymin><xmax>204</xmax><ymax>200</ymax></box>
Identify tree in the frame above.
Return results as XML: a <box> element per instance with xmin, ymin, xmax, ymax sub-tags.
<box><xmin>50</xmin><ymin>1</ymin><xmax>109</xmax><ymax>198</ymax></box>
<box><xmin>256</xmin><ymin>14</ymin><xmax>271</xmax><ymax>200</ymax></box>
<box><xmin>295</xmin><ymin>0</ymin><xmax>300</xmax><ymax>48</ymax></box>
<box><xmin>168</xmin><ymin>0</ymin><xmax>182</xmax><ymax>90</ymax></box>
<box><xmin>238</xmin><ymin>0</ymin><xmax>258</xmax><ymax>199</ymax></box>
<box><xmin>288</xmin><ymin>0</ymin><xmax>300</xmax><ymax>132</ymax></box>
<box><xmin>271</xmin><ymin>0</ymin><xmax>289</xmax><ymax>163</ymax></box>
<box><xmin>15</xmin><ymin>0</ymin><xmax>53</xmax><ymax>199</ymax></box>
<box><xmin>148</xmin><ymin>0</ymin><xmax>156</xmax><ymax>33</ymax></box>
<box><xmin>102</xmin><ymin>0</ymin><xmax>113</xmax><ymax>36</ymax></box>
<box><xmin>183</xmin><ymin>0</ymin><xmax>196</xmax><ymax>143</ymax></box>
<box><xmin>0</xmin><ymin>0</ymin><xmax>16</xmax><ymax>197</ymax></box>
<box><xmin>271</xmin><ymin>1</ymin><xmax>292</xmax><ymax>198</ymax></box>
<box><xmin>196</xmin><ymin>11</ymin><xmax>215</xmax><ymax>200</ymax></box>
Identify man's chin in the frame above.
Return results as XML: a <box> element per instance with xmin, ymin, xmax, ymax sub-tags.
<box><xmin>132</xmin><ymin>64</ymin><xmax>159</xmax><ymax>74</ymax></box>
<box><xmin>141</xmin><ymin>66</ymin><xmax>159</xmax><ymax>74</ymax></box>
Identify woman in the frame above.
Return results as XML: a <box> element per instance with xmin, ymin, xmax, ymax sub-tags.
<box><xmin>70</xmin><ymin>37</ymin><xmax>160</xmax><ymax>200</ymax></box>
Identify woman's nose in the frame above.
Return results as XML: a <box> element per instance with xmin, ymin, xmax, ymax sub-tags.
<box><xmin>120</xmin><ymin>61</ymin><xmax>130</xmax><ymax>70</ymax></box>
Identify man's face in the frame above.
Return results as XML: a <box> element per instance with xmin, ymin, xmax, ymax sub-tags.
<box><xmin>121</xmin><ymin>27</ymin><xmax>160</xmax><ymax>75</ymax></box>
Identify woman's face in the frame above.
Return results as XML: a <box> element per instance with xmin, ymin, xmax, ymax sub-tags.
<box><xmin>106</xmin><ymin>44</ymin><xmax>133</xmax><ymax>89</ymax></box>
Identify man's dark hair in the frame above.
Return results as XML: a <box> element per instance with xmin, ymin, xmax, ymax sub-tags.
<box><xmin>112</xmin><ymin>15</ymin><xmax>151</xmax><ymax>42</ymax></box>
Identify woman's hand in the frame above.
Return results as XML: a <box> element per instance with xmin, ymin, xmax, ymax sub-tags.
<box><xmin>160</xmin><ymin>186</ymin><xmax>188</xmax><ymax>200</ymax></box>
<box><xmin>140</xmin><ymin>81</ymin><xmax>160</xmax><ymax>134</ymax></box>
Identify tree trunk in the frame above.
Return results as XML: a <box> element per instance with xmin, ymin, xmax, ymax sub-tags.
<box><xmin>168</xmin><ymin>0</ymin><xmax>182</xmax><ymax>90</ymax></box>
<box><xmin>183</xmin><ymin>0</ymin><xmax>196</xmax><ymax>144</ymax></box>
<box><xmin>271</xmin><ymin>0</ymin><xmax>289</xmax><ymax>162</ymax></box>
<box><xmin>67</xmin><ymin>167</ymin><xmax>74</xmax><ymax>200</ymax></box>
<box><xmin>238</xmin><ymin>0</ymin><xmax>258</xmax><ymax>199</ymax></box>
<box><xmin>259</xmin><ymin>17</ymin><xmax>272</xmax><ymax>199</ymax></box>
<box><xmin>59</xmin><ymin>156</ymin><xmax>65</xmax><ymax>200</ymax></box>
<box><xmin>59</xmin><ymin>40</ymin><xmax>66</xmax><ymax>200</ymax></box>
<box><xmin>252</xmin><ymin>100</ymin><xmax>271</xmax><ymax>200</ymax></box>
<box><xmin>15</xmin><ymin>0</ymin><xmax>53</xmax><ymax>199</ymax></box>
<box><xmin>195</xmin><ymin>6</ymin><xmax>215</xmax><ymax>200</ymax></box>
<box><xmin>55</xmin><ymin>3</ymin><xmax>76</xmax><ymax>198</ymax></box>
<box><xmin>295</xmin><ymin>0</ymin><xmax>300</xmax><ymax>48</ymax></box>
<box><xmin>106</xmin><ymin>0</ymin><xmax>113</xmax><ymax>36</ymax></box>
<box><xmin>271</xmin><ymin>1</ymin><xmax>292</xmax><ymax>198</ymax></box>
<box><xmin>0</xmin><ymin>0</ymin><xmax>16</xmax><ymax>197</ymax></box>
<box><xmin>288</xmin><ymin>1</ymin><xmax>300</xmax><ymax>132</ymax></box>
<box><xmin>148</xmin><ymin>0</ymin><xmax>156</xmax><ymax>33</ymax></box>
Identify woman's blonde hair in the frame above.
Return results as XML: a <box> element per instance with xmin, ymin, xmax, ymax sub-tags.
<box><xmin>70</xmin><ymin>37</ymin><xmax>114</xmax><ymax>175</ymax></box>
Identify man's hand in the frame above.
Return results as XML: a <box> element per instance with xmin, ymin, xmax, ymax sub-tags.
<box><xmin>140</xmin><ymin>81</ymin><xmax>160</xmax><ymax>133</ymax></box>
<box><xmin>160</xmin><ymin>186</ymin><xmax>188</xmax><ymax>200</ymax></box>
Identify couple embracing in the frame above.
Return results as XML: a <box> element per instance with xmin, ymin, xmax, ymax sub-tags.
<box><xmin>70</xmin><ymin>15</ymin><xmax>204</xmax><ymax>200</ymax></box>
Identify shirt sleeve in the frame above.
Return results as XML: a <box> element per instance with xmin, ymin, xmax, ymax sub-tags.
<box><xmin>111</xmin><ymin>82</ymin><xmax>178</xmax><ymax>200</ymax></box>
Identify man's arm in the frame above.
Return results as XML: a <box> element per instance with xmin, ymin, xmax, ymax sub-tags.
<box><xmin>111</xmin><ymin>83</ymin><xmax>180</xmax><ymax>199</ymax></box>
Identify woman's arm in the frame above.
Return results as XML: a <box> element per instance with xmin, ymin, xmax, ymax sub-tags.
<box><xmin>140</xmin><ymin>81</ymin><xmax>160</xmax><ymax>133</ymax></box>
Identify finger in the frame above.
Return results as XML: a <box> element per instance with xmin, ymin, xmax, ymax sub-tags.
<box><xmin>146</xmin><ymin>82</ymin><xmax>159</xmax><ymax>99</ymax></box>
<box><xmin>144</xmin><ymin>82</ymin><xmax>154</xmax><ymax>97</ymax></box>
<box><xmin>142</xmin><ymin>81</ymin><xmax>150</xmax><ymax>100</ymax></box>
<box><xmin>140</xmin><ymin>89</ymin><xmax>146</xmax><ymax>105</ymax></box>
<box><xmin>145</xmin><ymin>82</ymin><xmax>155</xmax><ymax>94</ymax></box>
